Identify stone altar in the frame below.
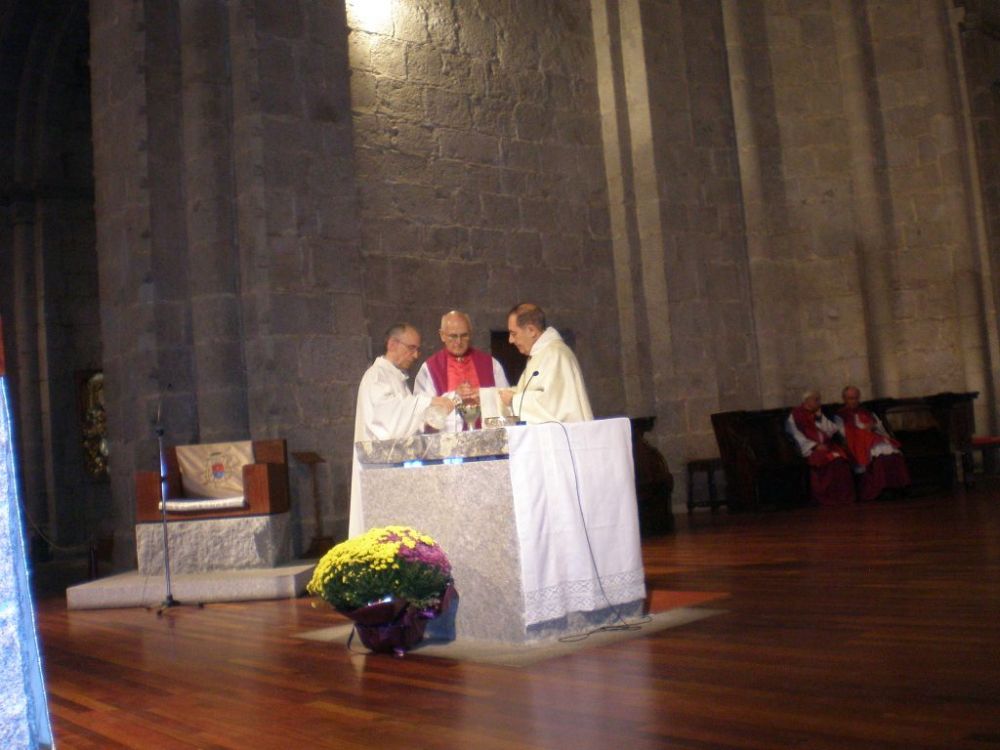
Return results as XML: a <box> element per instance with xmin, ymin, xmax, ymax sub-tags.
<box><xmin>357</xmin><ymin>418</ymin><xmax>647</xmax><ymax>643</ymax></box>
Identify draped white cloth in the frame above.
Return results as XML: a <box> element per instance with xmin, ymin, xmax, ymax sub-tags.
<box><xmin>507</xmin><ymin>418</ymin><xmax>645</xmax><ymax>626</ymax></box>
<box><xmin>349</xmin><ymin>356</ymin><xmax>432</xmax><ymax>538</ymax></box>
<box><xmin>513</xmin><ymin>327</ymin><xmax>593</xmax><ymax>424</ymax></box>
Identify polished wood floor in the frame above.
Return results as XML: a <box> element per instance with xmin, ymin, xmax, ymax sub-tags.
<box><xmin>35</xmin><ymin>482</ymin><xmax>1000</xmax><ymax>749</ymax></box>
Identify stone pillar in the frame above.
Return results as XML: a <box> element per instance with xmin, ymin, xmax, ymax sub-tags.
<box><xmin>28</xmin><ymin>201</ymin><xmax>63</xmax><ymax>545</ymax></box>
<box><xmin>616</xmin><ymin>0</ymin><xmax>676</xmax><ymax>421</ymax></box>
<box><xmin>946</xmin><ymin>3</ymin><xmax>1000</xmax><ymax>433</ymax></box>
<box><xmin>90</xmin><ymin>0</ymin><xmax>160</xmax><ymax>566</ymax></box>
<box><xmin>832</xmin><ymin>0</ymin><xmax>901</xmax><ymax>398</ymax></box>
<box><xmin>722</xmin><ymin>0</ymin><xmax>787</xmax><ymax>407</ymax></box>
<box><xmin>179</xmin><ymin>0</ymin><xmax>249</xmax><ymax>441</ymax></box>
<box><xmin>919</xmin><ymin>0</ymin><xmax>995</xmax><ymax>430</ymax></box>
<box><xmin>8</xmin><ymin>201</ymin><xmax>50</xmax><ymax>541</ymax></box>
<box><xmin>590</xmin><ymin>0</ymin><xmax>654</xmax><ymax>418</ymax></box>
<box><xmin>591</xmin><ymin>0</ymin><xmax>760</xmax><ymax>500</ymax></box>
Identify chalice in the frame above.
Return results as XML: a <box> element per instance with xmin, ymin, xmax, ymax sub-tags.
<box><xmin>457</xmin><ymin>401</ymin><xmax>481</xmax><ymax>431</ymax></box>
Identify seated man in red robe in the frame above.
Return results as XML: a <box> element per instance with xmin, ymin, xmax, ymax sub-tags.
<box><xmin>836</xmin><ymin>385</ymin><xmax>911</xmax><ymax>501</ymax></box>
<box><xmin>786</xmin><ymin>390</ymin><xmax>856</xmax><ymax>505</ymax></box>
<box><xmin>413</xmin><ymin>310</ymin><xmax>509</xmax><ymax>431</ymax></box>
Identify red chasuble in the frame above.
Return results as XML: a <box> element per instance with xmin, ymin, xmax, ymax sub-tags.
<box><xmin>837</xmin><ymin>405</ymin><xmax>909</xmax><ymax>500</ymax></box>
<box><xmin>790</xmin><ymin>405</ymin><xmax>855</xmax><ymax>505</ymax></box>
<box><xmin>790</xmin><ymin>406</ymin><xmax>850</xmax><ymax>467</ymax></box>
<box><xmin>424</xmin><ymin>348</ymin><xmax>496</xmax><ymax>395</ymax></box>
<box><xmin>836</xmin><ymin>406</ymin><xmax>900</xmax><ymax>469</ymax></box>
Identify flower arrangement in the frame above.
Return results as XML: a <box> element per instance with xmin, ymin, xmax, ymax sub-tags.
<box><xmin>307</xmin><ymin>525</ymin><xmax>452</xmax><ymax>612</ymax></box>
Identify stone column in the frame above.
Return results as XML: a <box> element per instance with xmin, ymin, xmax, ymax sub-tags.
<box><xmin>590</xmin><ymin>0</ymin><xmax>654</xmax><ymax>418</ymax></box>
<box><xmin>721</xmin><ymin>0</ymin><xmax>782</xmax><ymax>406</ymax></box>
<box><xmin>8</xmin><ymin>201</ymin><xmax>50</xmax><ymax>541</ymax></box>
<box><xmin>617</xmin><ymin>0</ymin><xmax>676</xmax><ymax>416</ymax></box>
<box><xmin>947</xmin><ymin>3</ymin><xmax>1000</xmax><ymax>433</ymax></box>
<box><xmin>179</xmin><ymin>0</ymin><xmax>249</xmax><ymax>441</ymax></box>
<box><xmin>920</xmin><ymin>0</ymin><xmax>995</xmax><ymax>431</ymax></box>
<box><xmin>832</xmin><ymin>0</ymin><xmax>901</xmax><ymax>398</ymax></box>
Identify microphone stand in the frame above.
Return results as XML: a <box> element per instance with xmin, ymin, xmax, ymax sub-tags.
<box><xmin>150</xmin><ymin>414</ymin><xmax>203</xmax><ymax>615</ymax></box>
<box><xmin>154</xmin><ymin>419</ymin><xmax>181</xmax><ymax>615</ymax></box>
<box><xmin>516</xmin><ymin>370</ymin><xmax>540</xmax><ymax>424</ymax></box>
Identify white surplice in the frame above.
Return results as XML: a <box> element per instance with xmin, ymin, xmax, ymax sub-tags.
<box><xmin>513</xmin><ymin>327</ymin><xmax>593</xmax><ymax>424</ymax></box>
<box><xmin>349</xmin><ymin>356</ymin><xmax>432</xmax><ymax>537</ymax></box>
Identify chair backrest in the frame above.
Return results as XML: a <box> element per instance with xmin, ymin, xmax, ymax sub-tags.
<box><xmin>176</xmin><ymin>440</ymin><xmax>254</xmax><ymax>498</ymax></box>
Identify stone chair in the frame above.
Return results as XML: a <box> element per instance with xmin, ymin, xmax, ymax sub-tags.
<box><xmin>134</xmin><ymin>439</ymin><xmax>291</xmax><ymax>574</ymax></box>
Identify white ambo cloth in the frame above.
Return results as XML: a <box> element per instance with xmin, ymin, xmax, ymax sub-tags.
<box><xmin>507</xmin><ymin>417</ymin><xmax>646</xmax><ymax>626</ymax></box>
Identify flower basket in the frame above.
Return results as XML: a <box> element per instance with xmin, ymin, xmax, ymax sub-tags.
<box><xmin>307</xmin><ymin>526</ymin><xmax>455</xmax><ymax>656</ymax></box>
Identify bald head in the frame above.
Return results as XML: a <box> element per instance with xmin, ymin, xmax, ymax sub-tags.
<box><xmin>842</xmin><ymin>385</ymin><xmax>861</xmax><ymax>409</ymax></box>
<box><xmin>439</xmin><ymin>310</ymin><xmax>473</xmax><ymax>357</ymax></box>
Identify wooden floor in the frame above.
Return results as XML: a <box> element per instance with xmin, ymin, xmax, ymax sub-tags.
<box><xmin>34</xmin><ymin>482</ymin><xmax>1000</xmax><ymax>750</ymax></box>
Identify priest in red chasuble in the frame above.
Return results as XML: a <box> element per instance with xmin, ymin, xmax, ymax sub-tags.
<box><xmin>786</xmin><ymin>390</ymin><xmax>856</xmax><ymax>505</ymax></box>
<box><xmin>836</xmin><ymin>385</ymin><xmax>910</xmax><ymax>501</ymax></box>
<box><xmin>413</xmin><ymin>310</ymin><xmax>509</xmax><ymax>431</ymax></box>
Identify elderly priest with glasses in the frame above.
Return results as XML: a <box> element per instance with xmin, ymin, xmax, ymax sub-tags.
<box><xmin>349</xmin><ymin>323</ymin><xmax>456</xmax><ymax>537</ymax></box>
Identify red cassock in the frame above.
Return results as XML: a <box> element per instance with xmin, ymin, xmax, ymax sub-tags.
<box><xmin>789</xmin><ymin>406</ymin><xmax>856</xmax><ymax>506</ymax></box>
<box><xmin>837</xmin><ymin>406</ymin><xmax>911</xmax><ymax>501</ymax></box>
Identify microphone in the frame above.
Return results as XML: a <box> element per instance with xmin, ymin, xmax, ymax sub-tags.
<box><xmin>516</xmin><ymin>370</ymin><xmax>540</xmax><ymax>424</ymax></box>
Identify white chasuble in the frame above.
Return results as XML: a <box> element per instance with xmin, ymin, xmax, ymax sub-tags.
<box><xmin>349</xmin><ymin>357</ymin><xmax>432</xmax><ymax>538</ymax></box>
<box><xmin>514</xmin><ymin>327</ymin><xmax>593</xmax><ymax>424</ymax></box>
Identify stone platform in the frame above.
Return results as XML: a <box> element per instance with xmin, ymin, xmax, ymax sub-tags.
<box><xmin>136</xmin><ymin>512</ymin><xmax>291</xmax><ymax>575</ymax></box>
<box><xmin>66</xmin><ymin>561</ymin><xmax>314</xmax><ymax>610</ymax></box>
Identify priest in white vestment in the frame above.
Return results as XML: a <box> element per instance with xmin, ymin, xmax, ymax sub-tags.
<box><xmin>349</xmin><ymin>324</ymin><xmax>455</xmax><ymax>537</ymax></box>
<box><xmin>500</xmin><ymin>303</ymin><xmax>593</xmax><ymax>424</ymax></box>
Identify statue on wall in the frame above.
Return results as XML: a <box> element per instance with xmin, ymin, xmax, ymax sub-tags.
<box><xmin>79</xmin><ymin>371</ymin><xmax>108</xmax><ymax>480</ymax></box>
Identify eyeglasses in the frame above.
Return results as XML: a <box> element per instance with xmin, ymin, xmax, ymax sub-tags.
<box><xmin>393</xmin><ymin>338</ymin><xmax>420</xmax><ymax>353</ymax></box>
<box><xmin>445</xmin><ymin>333</ymin><xmax>471</xmax><ymax>341</ymax></box>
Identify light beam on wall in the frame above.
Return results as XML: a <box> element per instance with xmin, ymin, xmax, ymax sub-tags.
<box><xmin>346</xmin><ymin>0</ymin><xmax>394</xmax><ymax>34</ymax></box>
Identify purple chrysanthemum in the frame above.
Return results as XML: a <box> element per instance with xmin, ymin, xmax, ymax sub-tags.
<box><xmin>398</xmin><ymin>541</ymin><xmax>451</xmax><ymax>576</ymax></box>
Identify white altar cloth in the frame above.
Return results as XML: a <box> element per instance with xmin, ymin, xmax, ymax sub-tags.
<box><xmin>508</xmin><ymin>418</ymin><xmax>646</xmax><ymax>626</ymax></box>
<box><xmin>357</xmin><ymin>417</ymin><xmax>646</xmax><ymax>638</ymax></box>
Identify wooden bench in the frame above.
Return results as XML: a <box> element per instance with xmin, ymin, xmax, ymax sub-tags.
<box><xmin>711</xmin><ymin>392</ymin><xmax>977</xmax><ymax>510</ymax></box>
<box><xmin>971</xmin><ymin>435</ymin><xmax>1000</xmax><ymax>474</ymax></box>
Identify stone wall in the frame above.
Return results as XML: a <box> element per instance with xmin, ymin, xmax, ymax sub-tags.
<box><xmin>228</xmin><ymin>0</ymin><xmax>368</xmax><ymax>541</ymax></box>
<box><xmin>593</xmin><ymin>0</ymin><xmax>761</xmax><ymax>463</ymax></box>
<box><xmin>89</xmin><ymin>0</ymin><xmax>369</xmax><ymax>553</ymax></box>
<box><xmin>345</xmin><ymin>0</ymin><xmax>623</xmax><ymax>413</ymax></box>
<box><xmin>44</xmin><ymin>0</ymin><xmax>1000</xmax><ymax>556</ymax></box>
<box><xmin>958</xmin><ymin>2</ymin><xmax>1000</xmax><ymax>392</ymax></box>
<box><xmin>89</xmin><ymin>0</ymin><xmax>160</xmax><ymax>563</ymax></box>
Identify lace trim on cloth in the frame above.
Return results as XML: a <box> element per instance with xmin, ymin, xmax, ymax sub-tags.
<box><xmin>523</xmin><ymin>567</ymin><xmax>647</xmax><ymax>626</ymax></box>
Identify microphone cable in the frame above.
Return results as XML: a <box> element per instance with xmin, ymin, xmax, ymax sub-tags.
<box><xmin>535</xmin><ymin>420</ymin><xmax>650</xmax><ymax>643</ymax></box>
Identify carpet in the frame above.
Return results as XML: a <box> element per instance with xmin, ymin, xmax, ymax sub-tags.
<box><xmin>294</xmin><ymin>590</ymin><xmax>729</xmax><ymax>667</ymax></box>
